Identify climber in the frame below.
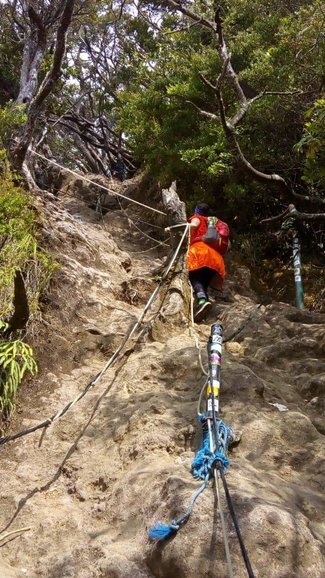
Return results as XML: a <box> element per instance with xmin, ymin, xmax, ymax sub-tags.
<box><xmin>116</xmin><ymin>154</ymin><xmax>126</xmax><ymax>182</ymax></box>
<box><xmin>187</xmin><ymin>202</ymin><xmax>229</xmax><ymax>320</ymax></box>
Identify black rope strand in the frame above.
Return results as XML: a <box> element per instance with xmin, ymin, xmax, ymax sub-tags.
<box><xmin>218</xmin><ymin>466</ymin><xmax>256</xmax><ymax>578</ymax></box>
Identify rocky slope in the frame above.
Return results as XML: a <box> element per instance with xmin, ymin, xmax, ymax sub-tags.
<box><xmin>0</xmin><ymin>176</ymin><xmax>324</xmax><ymax>578</ymax></box>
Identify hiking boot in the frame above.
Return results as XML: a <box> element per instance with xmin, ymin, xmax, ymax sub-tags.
<box><xmin>194</xmin><ymin>298</ymin><xmax>212</xmax><ymax>322</ymax></box>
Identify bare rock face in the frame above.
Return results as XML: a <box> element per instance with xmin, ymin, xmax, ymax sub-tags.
<box><xmin>0</xmin><ymin>556</ymin><xmax>20</xmax><ymax>578</ymax></box>
<box><xmin>0</xmin><ymin>178</ymin><xmax>324</xmax><ymax>578</ymax></box>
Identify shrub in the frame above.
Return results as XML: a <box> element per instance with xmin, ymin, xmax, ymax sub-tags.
<box><xmin>0</xmin><ymin>331</ymin><xmax>38</xmax><ymax>416</ymax></box>
<box><xmin>0</xmin><ymin>164</ymin><xmax>57</xmax><ymax>415</ymax></box>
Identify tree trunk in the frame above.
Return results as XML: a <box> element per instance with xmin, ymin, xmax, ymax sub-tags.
<box><xmin>151</xmin><ymin>182</ymin><xmax>190</xmax><ymax>338</ymax></box>
<box><xmin>9</xmin><ymin>0</ymin><xmax>76</xmax><ymax>176</ymax></box>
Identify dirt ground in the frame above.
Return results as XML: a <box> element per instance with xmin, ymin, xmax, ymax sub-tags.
<box><xmin>0</xmin><ymin>176</ymin><xmax>324</xmax><ymax>578</ymax></box>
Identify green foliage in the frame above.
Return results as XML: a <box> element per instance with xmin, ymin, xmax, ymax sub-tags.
<box><xmin>118</xmin><ymin>0</ymin><xmax>324</xmax><ymax>225</ymax></box>
<box><xmin>26</xmin><ymin>247</ymin><xmax>59</xmax><ymax>314</ymax></box>
<box><xmin>0</xmin><ymin>25</ymin><xmax>21</xmax><ymax>106</ymax></box>
<box><xmin>0</xmin><ymin>168</ymin><xmax>59</xmax><ymax>314</ymax></box>
<box><xmin>233</xmin><ymin>232</ymin><xmax>265</xmax><ymax>266</ymax></box>
<box><xmin>0</xmin><ymin>168</ymin><xmax>57</xmax><ymax>416</ymax></box>
<box><xmin>0</xmin><ymin>102</ymin><xmax>27</xmax><ymax>149</ymax></box>
<box><xmin>295</xmin><ymin>99</ymin><xmax>325</xmax><ymax>188</ymax></box>
<box><xmin>0</xmin><ymin>339</ymin><xmax>37</xmax><ymax>415</ymax></box>
<box><xmin>0</xmin><ymin>173</ymin><xmax>36</xmax><ymax>317</ymax></box>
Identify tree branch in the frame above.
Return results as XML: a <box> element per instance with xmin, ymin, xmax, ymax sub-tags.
<box><xmin>260</xmin><ymin>208</ymin><xmax>290</xmax><ymax>225</ymax></box>
<box><xmin>288</xmin><ymin>204</ymin><xmax>325</xmax><ymax>222</ymax></box>
<box><xmin>214</xmin><ymin>7</ymin><xmax>247</xmax><ymax>106</ymax></box>
<box><xmin>163</xmin><ymin>0</ymin><xmax>215</xmax><ymax>32</ymax></box>
<box><xmin>10</xmin><ymin>0</ymin><xmax>76</xmax><ymax>171</ymax></box>
<box><xmin>33</xmin><ymin>0</ymin><xmax>76</xmax><ymax>110</ymax></box>
<box><xmin>186</xmin><ymin>100</ymin><xmax>218</xmax><ymax>120</ymax></box>
<box><xmin>215</xmin><ymin>83</ymin><xmax>292</xmax><ymax>197</ymax></box>
<box><xmin>229</xmin><ymin>90</ymin><xmax>303</xmax><ymax>127</ymax></box>
<box><xmin>167</xmin><ymin>1</ymin><xmax>325</xmax><ymax>210</ymax></box>
<box><xmin>27</xmin><ymin>5</ymin><xmax>46</xmax><ymax>44</ymax></box>
<box><xmin>199</xmin><ymin>72</ymin><xmax>216</xmax><ymax>91</ymax></box>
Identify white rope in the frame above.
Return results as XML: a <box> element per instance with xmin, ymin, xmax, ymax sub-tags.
<box><xmin>193</xmin><ymin>329</ymin><xmax>208</xmax><ymax>376</ymax></box>
<box><xmin>134</xmin><ymin>217</ymin><xmax>165</xmax><ymax>230</ymax></box>
<box><xmin>48</xmin><ymin>224</ymin><xmax>190</xmax><ymax>425</ymax></box>
<box><xmin>29</xmin><ymin>149</ymin><xmax>167</xmax><ymax>216</ymax></box>
<box><xmin>165</xmin><ymin>222</ymin><xmax>188</xmax><ymax>231</ymax></box>
<box><xmin>116</xmin><ymin>196</ymin><xmax>170</xmax><ymax>247</ymax></box>
<box><xmin>190</xmin><ymin>277</ymin><xmax>195</xmax><ymax>326</ymax></box>
<box><xmin>91</xmin><ymin>222</ymin><xmax>189</xmax><ymax>386</ymax></box>
<box><xmin>189</xmin><ymin>280</ymin><xmax>208</xmax><ymax>376</ymax></box>
<box><xmin>95</xmin><ymin>191</ymin><xmax>169</xmax><ymax>250</ymax></box>
<box><xmin>127</xmin><ymin>240</ymin><xmax>170</xmax><ymax>254</ymax></box>
<box><xmin>0</xmin><ymin>527</ymin><xmax>31</xmax><ymax>543</ymax></box>
<box><xmin>197</xmin><ymin>376</ymin><xmax>208</xmax><ymax>415</ymax></box>
<box><xmin>127</xmin><ymin>216</ymin><xmax>170</xmax><ymax>247</ymax></box>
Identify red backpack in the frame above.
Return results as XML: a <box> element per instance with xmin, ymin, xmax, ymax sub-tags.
<box><xmin>190</xmin><ymin>215</ymin><xmax>230</xmax><ymax>255</ymax></box>
<box><xmin>215</xmin><ymin>218</ymin><xmax>230</xmax><ymax>255</ymax></box>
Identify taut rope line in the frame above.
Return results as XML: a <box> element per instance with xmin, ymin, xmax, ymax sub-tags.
<box><xmin>0</xmin><ymin>225</ymin><xmax>189</xmax><ymax>448</ymax></box>
<box><xmin>207</xmin><ymin>418</ymin><xmax>234</xmax><ymax>578</ymax></box>
<box><xmin>29</xmin><ymin>150</ymin><xmax>167</xmax><ymax>216</ymax></box>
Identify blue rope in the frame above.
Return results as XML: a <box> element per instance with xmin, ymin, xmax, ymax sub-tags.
<box><xmin>192</xmin><ymin>415</ymin><xmax>231</xmax><ymax>479</ymax></box>
<box><xmin>148</xmin><ymin>415</ymin><xmax>232</xmax><ymax>541</ymax></box>
<box><xmin>148</xmin><ymin>477</ymin><xmax>208</xmax><ymax>541</ymax></box>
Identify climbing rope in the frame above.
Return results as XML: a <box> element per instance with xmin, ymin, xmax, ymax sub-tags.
<box><xmin>208</xmin><ymin>419</ymin><xmax>234</xmax><ymax>578</ymax></box>
<box><xmin>149</xmin><ymin>322</ymin><xmax>256</xmax><ymax>578</ymax></box>
<box><xmin>218</xmin><ymin>466</ymin><xmax>256</xmax><ymax>578</ymax></box>
<box><xmin>29</xmin><ymin>150</ymin><xmax>167</xmax><ymax>216</ymax></box>
<box><xmin>189</xmin><ymin>282</ymin><xmax>209</xmax><ymax>376</ymax></box>
<box><xmin>127</xmin><ymin>241</ymin><xmax>170</xmax><ymax>255</ymax></box>
<box><xmin>115</xmin><ymin>196</ymin><xmax>170</xmax><ymax>248</ymax></box>
<box><xmin>94</xmin><ymin>189</ymin><xmax>170</xmax><ymax>262</ymax></box>
<box><xmin>95</xmin><ymin>188</ymin><xmax>170</xmax><ymax>253</ymax></box>
<box><xmin>148</xmin><ymin>478</ymin><xmax>209</xmax><ymax>540</ymax></box>
<box><xmin>133</xmin><ymin>217</ymin><xmax>165</xmax><ymax>230</ymax></box>
<box><xmin>196</xmin><ymin>376</ymin><xmax>208</xmax><ymax>415</ymax></box>
<box><xmin>0</xmin><ymin>225</ymin><xmax>189</xmax><ymax>448</ymax></box>
<box><xmin>0</xmin><ymin>527</ymin><xmax>31</xmax><ymax>546</ymax></box>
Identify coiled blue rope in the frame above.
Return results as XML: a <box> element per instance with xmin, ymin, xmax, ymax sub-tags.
<box><xmin>148</xmin><ymin>415</ymin><xmax>232</xmax><ymax>541</ymax></box>
<box><xmin>192</xmin><ymin>414</ymin><xmax>231</xmax><ymax>479</ymax></box>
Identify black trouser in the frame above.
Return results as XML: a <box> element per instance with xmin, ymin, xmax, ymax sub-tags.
<box><xmin>189</xmin><ymin>267</ymin><xmax>216</xmax><ymax>300</ymax></box>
